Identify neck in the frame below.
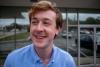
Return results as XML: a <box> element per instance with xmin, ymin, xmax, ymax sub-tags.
<box><xmin>34</xmin><ymin>45</ymin><xmax>53</xmax><ymax>67</ymax></box>
<box><xmin>34</xmin><ymin>45</ymin><xmax>53</xmax><ymax>60</ymax></box>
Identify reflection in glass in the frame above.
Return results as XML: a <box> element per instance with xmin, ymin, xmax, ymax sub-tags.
<box><xmin>68</xmin><ymin>27</ymin><xmax>78</xmax><ymax>65</ymax></box>
<box><xmin>0</xmin><ymin>19</ymin><xmax>15</xmax><ymax>42</ymax></box>
<box><xmin>79</xmin><ymin>13</ymin><xmax>100</xmax><ymax>24</ymax></box>
<box><xmin>0</xmin><ymin>12</ymin><xmax>31</xmax><ymax>66</ymax></box>
<box><xmin>96</xmin><ymin>27</ymin><xmax>100</xmax><ymax>64</ymax></box>
<box><xmin>0</xmin><ymin>18</ymin><xmax>29</xmax><ymax>42</ymax></box>
<box><xmin>54</xmin><ymin>22</ymin><xmax>67</xmax><ymax>51</ymax></box>
<box><xmin>79</xmin><ymin>28</ymin><xmax>94</xmax><ymax>65</ymax></box>
<box><xmin>79</xmin><ymin>13</ymin><xmax>100</xmax><ymax>65</ymax></box>
<box><xmin>68</xmin><ymin>13</ymin><xmax>78</xmax><ymax>25</ymax></box>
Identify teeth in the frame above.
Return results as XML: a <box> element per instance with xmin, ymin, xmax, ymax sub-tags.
<box><xmin>37</xmin><ymin>37</ymin><xmax>44</xmax><ymax>39</ymax></box>
<box><xmin>35</xmin><ymin>35</ymin><xmax>46</xmax><ymax>39</ymax></box>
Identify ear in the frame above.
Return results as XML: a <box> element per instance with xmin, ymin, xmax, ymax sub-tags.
<box><xmin>56</xmin><ymin>27</ymin><xmax>61</xmax><ymax>35</ymax></box>
<box><xmin>54</xmin><ymin>28</ymin><xmax>61</xmax><ymax>39</ymax></box>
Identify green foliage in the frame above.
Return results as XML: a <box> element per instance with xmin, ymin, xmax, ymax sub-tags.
<box><xmin>5</xmin><ymin>23</ymin><xmax>29</xmax><ymax>32</ymax></box>
<box><xmin>0</xmin><ymin>32</ymin><xmax>29</xmax><ymax>41</ymax></box>
<box><xmin>80</xmin><ymin>17</ymin><xmax>100</xmax><ymax>24</ymax></box>
<box><xmin>85</xmin><ymin>17</ymin><xmax>96</xmax><ymax>24</ymax></box>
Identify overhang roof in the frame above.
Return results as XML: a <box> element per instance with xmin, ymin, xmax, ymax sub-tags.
<box><xmin>0</xmin><ymin>0</ymin><xmax>100</xmax><ymax>9</ymax></box>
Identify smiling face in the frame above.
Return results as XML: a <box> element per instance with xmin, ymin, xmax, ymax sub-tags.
<box><xmin>30</xmin><ymin>10</ymin><xmax>60</xmax><ymax>49</ymax></box>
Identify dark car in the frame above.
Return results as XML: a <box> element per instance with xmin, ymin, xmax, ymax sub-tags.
<box><xmin>75</xmin><ymin>34</ymin><xmax>94</xmax><ymax>50</ymax></box>
<box><xmin>96</xmin><ymin>32</ymin><xmax>100</xmax><ymax>53</ymax></box>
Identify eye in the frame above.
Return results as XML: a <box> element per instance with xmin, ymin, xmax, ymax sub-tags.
<box><xmin>43</xmin><ymin>21</ymin><xmax>51</xmax><ymax>26</ymax></box>
<box><xmin>31</xmin><ymin>20</ymin><xmax>38</xmax><ymax>25</ymax></box>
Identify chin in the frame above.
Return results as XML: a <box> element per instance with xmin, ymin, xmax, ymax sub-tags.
<box><xmin>34</xmin><ymin>43</ymin><xmax>49</xmax><ymax>49</ymax></box>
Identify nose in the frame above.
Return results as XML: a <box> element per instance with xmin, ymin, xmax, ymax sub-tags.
<box><xmin>36</xmin><ymin>22</ymin><xmax>44</xmax><ymax>32</ymax></box>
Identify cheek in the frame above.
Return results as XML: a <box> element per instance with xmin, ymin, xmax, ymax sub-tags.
<box><xmin>30</xmin><ymin>25</ymin><xmax>36</xmax><ymax>31</ymax></box>
<box><xmin>30</xmin><ymin>26</ymin><xmax>35</xmax><ymax>34</ymax></box>
<box><xmin>47</xmin><ymin>28</ymin><xmax>58</xmax><ymax>36</ymax></box>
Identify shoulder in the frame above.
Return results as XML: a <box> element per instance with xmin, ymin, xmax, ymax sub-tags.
<box><xmin>55</xmin><ymin>46</ymin><xmax>72</xmax><ymax>57</ymax></box>
<box><xmin>4</xmin><ymin>44</ymin><xmax>32</xmax><ymax>67</ymax></box>
<box><xmin>54</xmin><ymin>46</ymin><xmax>75</xmax><ymax>63</ymax></box>
<box><xmin>10</xmin><ymin>44</ymin><xmax>31</xmax><ymax>56</ymax></box>
<box><xmin>54</xmin><ymin>47</ymin><xmax>76</xmax><ymax>67</ymax></box>
<box><xmin>5</xmin><ymin>44</ymin><xmax>31</xmax><ymax>62</ymax></box>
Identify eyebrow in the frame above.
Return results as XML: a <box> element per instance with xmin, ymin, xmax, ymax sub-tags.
<box><xmin>31</xmin><ymin>17</ymin><xmax>52</xmax><ymax>22</ymax></box>
<box><xmin>31</xmin><ymin>17</ymin><xmax>37</xmax><ymax>20</ymax></box>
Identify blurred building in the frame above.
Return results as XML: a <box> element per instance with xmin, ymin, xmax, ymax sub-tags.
<box><xmin>0</xmin><ymin>0</ymin><xmax>100</xmax><ymax>67</ymax></box>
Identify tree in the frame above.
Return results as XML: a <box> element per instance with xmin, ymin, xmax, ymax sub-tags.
<box><xmin>95</xmin><ymin>16</ymin><xmax>100</xmax><ymax>24</ymax></box>
<box><xmin>85</xmin><ymin>17</ymin><xmax>96</xmax><ymax>24</ymax></box>
<box><xmin>5</xmin><ymin>22</ymin><xmax>23</xmax><ymax>31</ymax></box>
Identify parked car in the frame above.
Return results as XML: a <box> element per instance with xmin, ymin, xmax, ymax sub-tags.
<box><xmin>96</xmin><ymin>32</ymin><xmax>100</xmax><ymax>45</ymax></box>
<box><xmin>61</xmin><ymin>31</ymin><xmax>73</xmax><ymax>39</ymax></box>
<box><xmin>75</xmin><ymin>32</ymin><xmax>100</xmax><ymax>53</ymax></box>
<box><xmin>75</xmin><ymin>34</ymin><xmax>94</xmax><ymax>50</ymax></box>
<box><xmin>96</xmin><ymin>32</ymin><xmax>100</xmax><ymax>53</ymax></box>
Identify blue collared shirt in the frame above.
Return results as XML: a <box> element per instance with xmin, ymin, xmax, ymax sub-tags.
<box><xmin>4</xmin><ymin>44</ymin><xmax>76</xmax><ymax>67</ymax></box>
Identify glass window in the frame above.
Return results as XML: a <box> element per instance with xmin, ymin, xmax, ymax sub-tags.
<box><xmin>79</xmin><ymin>12</ymin><xmax>100</xmax><ymax>66</ymax></box>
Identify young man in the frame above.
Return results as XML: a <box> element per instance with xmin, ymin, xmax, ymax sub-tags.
<box><xmin>4</xmin><ymin>1</ymin><xmax>76</xmax><ymax>67</ymax></box>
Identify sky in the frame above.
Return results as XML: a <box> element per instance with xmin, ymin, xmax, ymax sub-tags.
<box><xmin>0</xmin><ymin>12</ymin><xmax>100</xmax><ymax>27</ymax></box>
<box><xmin>62</xmin><ymin>13</ymin><xmax>100</xmax><ymax>20</ymax></box>
<box><xmin>0</xmin><ymin>12</ymin><xmax>29</xmax><ymax>27</ymax></box>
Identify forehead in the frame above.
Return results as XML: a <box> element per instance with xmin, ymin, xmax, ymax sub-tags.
<box><xmin>31</xmin><ymin>10</ymin><xmax>56</xmax><ymax>20</ymax></box>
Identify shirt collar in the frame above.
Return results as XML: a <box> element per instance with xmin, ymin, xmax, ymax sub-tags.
<box><xmin>30</xmin><ymin>44</ymin><xmax>41</xmax><ymax>63</ymax></box>
<box><xmin>49</xmin><ymin>45</ymin><xmax>57</xmax><ymax>63</ymax></box>
<box><xmin>30</xmin><ymin>44</ymin><xmax>57</xmax><ymax>63</ymax></box>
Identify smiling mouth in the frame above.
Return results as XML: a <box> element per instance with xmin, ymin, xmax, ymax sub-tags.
<box><xmin>34</xmin><ymin>35</ymin><xmax>47</xmax><ymax>39</ymax></box>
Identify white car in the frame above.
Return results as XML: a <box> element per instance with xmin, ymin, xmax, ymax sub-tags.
<box><xmin>61</xmin><ymin>31</ymin><xmax>73</xmax><ymax>38</ymax></box>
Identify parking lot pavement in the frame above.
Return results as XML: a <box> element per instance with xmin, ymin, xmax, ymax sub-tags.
<box><xmin>0</xmin><ymin>37</ymin><xmax>100</xmax><ymax>66</ymax></box>
<box><xmin>54</xmin><ymin>37</ymin><xmax>100</xmax><ymax>57</ymax></box>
